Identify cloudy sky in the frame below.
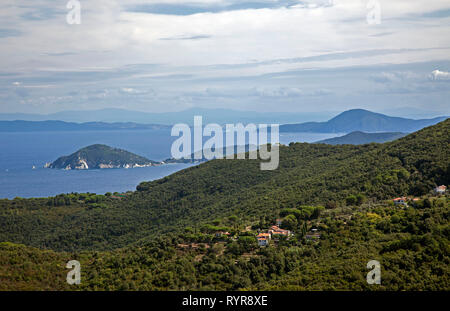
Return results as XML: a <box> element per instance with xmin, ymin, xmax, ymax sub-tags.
<box><xmin>0</xmin><ymin>0</ymin><xmax>449</xmax><ymax>117</ymax></box>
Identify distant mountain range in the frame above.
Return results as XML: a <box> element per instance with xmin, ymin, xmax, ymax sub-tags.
<box><xmin>316</xmin><ymin>131</ymin><xmax>407</xmax><ymax>145</ymax></box>
<box><xmin>1</xmin><ymin>109</ymin><xmax>447</xmax><ymax>134</ymax></box>
<box><xmin>280</xmin><ymin>109</ymin><xmax>448</xmax><ymax>133</ymax></box>
<box><xmin>0</xmin><ymin>120</ymin><xmax>169</xmax><ymax>132</ymax></box>
<box><xmin>47</xmin><ymin>144</ymin><xmax>160</xmax><ymax>170</ymax></box>
<box><xmin>0</xmin><ymin>108</ymin><xmax>334</xmax><ymax>125</ymax></box>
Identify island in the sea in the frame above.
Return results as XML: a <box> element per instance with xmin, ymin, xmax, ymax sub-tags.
<box><xmin>46</xmin><ymin>144</ymin><xmax>161</xmax><ymax>170</ymax></box>
<box><xmin>46</xmin><ymin>144</ymin><xmax>259</xmax><ymax>170</ymax></box>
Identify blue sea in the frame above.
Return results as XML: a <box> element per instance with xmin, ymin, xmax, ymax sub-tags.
<box><xmin>0</xmin><ymin>130</ymin><xmax>341</xmax><ymax>199</ymax></box>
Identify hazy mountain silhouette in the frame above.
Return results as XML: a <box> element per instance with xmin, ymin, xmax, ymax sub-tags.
<box><xmin>0</xmin><ymin>108</ymin><xmax>333</xmax><ymax>125</ymax></box>
<box><xmin>281</xmin><ymin>109</ymin><xmax>448</xmax><ymax>133</ymax></box>
<box><xmin>0</xmin><ymin>120</ymin><xmax>169</xmax><ymax>132</ymax></box>
<box><xmin>316</xmin><ymin>131</ymin><xmax>407</xmax><ymax>145</ymax></box>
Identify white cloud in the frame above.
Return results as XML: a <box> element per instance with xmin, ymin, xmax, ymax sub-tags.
<box><xmin>430</xmin><ymin>69</ymin><xmax>450</xmax><ymax>80</ymax></box>
<box><xmin>0</xmin><ymin>0</ymin><xmax>449</xmax><ymax>114</ymax></box>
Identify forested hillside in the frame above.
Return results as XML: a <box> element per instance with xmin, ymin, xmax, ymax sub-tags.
<box><xmin>0</xmin><ymin>119</ymin><xmax>448</xmax><ymax>252</ymax></box>
<box><xmin>1</xmin><ymin>198</ymin><xmax>448</xmax><ymax>291</ymax></box>
<box><xmin>0</xmin><ymin>119</ymin><xmax>448</xmax><ymax>290</ymax></box>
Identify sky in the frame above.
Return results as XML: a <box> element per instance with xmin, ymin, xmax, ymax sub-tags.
<box><xmin>0</xmin><ymin>0</ymin><xmax>449</xmax><ymax>117</ymax></box>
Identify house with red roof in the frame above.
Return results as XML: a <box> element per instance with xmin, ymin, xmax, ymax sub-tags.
<box><xmin>269</xmin><ymin>226</ymin><xmax>291</xmax><ymax>238</ymax></box>
<box><xmin>393</xmin><ymin>197</ymin><xmax>408</xmax><ymax>207</ymax></box>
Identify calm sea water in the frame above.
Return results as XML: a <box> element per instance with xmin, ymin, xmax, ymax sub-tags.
<box><xmin>0</xmin><ymin>130</ymin><xmax>341</xmax><ymax>199</ymax></box>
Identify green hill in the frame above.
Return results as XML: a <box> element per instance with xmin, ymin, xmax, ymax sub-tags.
<box><xmin>316</xmin><ymin>131</ymin><xmax>407</xmax><ymax>145</ymax></box>
<box><xmin>1</xmin><ymin>197</ymin><xmax>448</xmax><ymax>291</ymax></box>
<box><xmin>48</xmin><ymin>144</ymin><xmax>159</xmax><ymax>170</ymax></box>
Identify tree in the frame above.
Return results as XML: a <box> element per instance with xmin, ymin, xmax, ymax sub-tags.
<box><xmin>238</xmin><ymin>236</ymin><xmax>257</xmax><ymax>252</ymax></box>
<box><xmin>325</xmin><ymin>201</ymin><xmax>338</xmax><ymax>209</ymax></box>
<box><xmin>356</xmin><ymin>194</ymin><xmax>366</xmax><ymax>205</ymax></box>
<box><xmin>282</xmin><ymin>215</ymin><xmax>298</xmax><ymax>230</ymax></box>
<box><xmin>346</xmin><ymin>195</ymin><xmax>357</xmax><ymax>206</ymax></box>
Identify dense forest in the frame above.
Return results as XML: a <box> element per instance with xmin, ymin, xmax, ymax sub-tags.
<box><xmin>0</xmin><ymin>119</ymin><xmax>448</xmax><ymax>290</ymax></box>
<box><xmin>1</xmin><ymin>198</ymin><xmax>448</xmax><ymax>291</ymax></box>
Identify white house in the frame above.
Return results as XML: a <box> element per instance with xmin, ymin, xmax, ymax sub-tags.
<box><xmin>393</xmin><ymin>197</ymin><xmax>408</xmax><ymax>207</ymax></box>
<box><xmin>435</xmin><ymin>185</ymin><xmax>447</xmax><ymax>194</ymax></box>
<box><xmin>257</xmin><ymin>237</ymin><xmax>268</xmax><ymax>247</ymax></box>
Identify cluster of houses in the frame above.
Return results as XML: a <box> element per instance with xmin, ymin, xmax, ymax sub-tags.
<box><xmin>392</xmin><ymin>185</ymin><xmax>447</xmax><ymax>207</ymax></box>
<box><xmin>257</xmin><ymin>225</ymin><xmax>292</xmax><ymax>247</ymax></box>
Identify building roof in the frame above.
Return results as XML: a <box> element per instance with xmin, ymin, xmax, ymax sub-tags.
<box><xmin>271</xmin><ymin>229</ymin><xmax>290</xmax><ymax>235</ymax></box>
<box><xmin>393</xmin><ymin>197</ymin><xmax>407</xmax><ymax>201</ymax></box>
